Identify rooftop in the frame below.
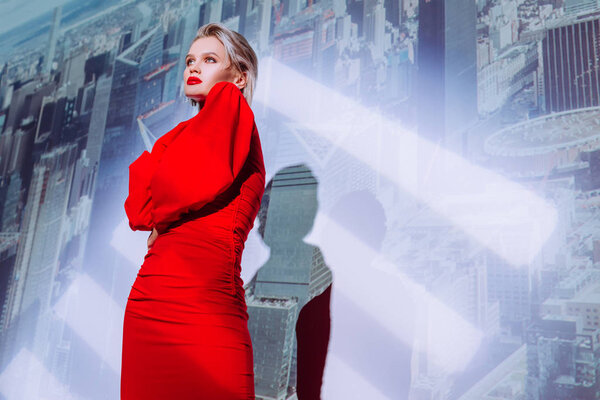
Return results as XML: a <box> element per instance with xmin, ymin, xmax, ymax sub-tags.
<box><xmin>571</xmin><ymin>281</ymin><xmax>600</xmax><ymax>304</ymax></box>
<box><xmin>546</xmin><ymin>11</ymin><xmax>600</xmax><ymax>29</ymax></box>
<box><xmin>246</xmin><ymin>295</ymin><xmax>298</xmax><ymax>309</ymax></box>
<box><xmin>484</xmin><ymin>107</ymin><xmax>600</xmax><ymax>157</ymax></box>
<box><xmin>117</xmin><ymin>27</ymin><xmax>159</xmax><ymax>66</ymax></box>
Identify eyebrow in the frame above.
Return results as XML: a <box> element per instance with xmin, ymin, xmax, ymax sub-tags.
<box><xmin>185</xmin><ymin>51</ymin><xmax>220</xmax><ymax>59</ymax></box>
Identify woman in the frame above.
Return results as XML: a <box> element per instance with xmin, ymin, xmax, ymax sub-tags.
<box><xmin>122</xmin><ymin>23</ymin><xmax>264</xmax><ymax>399</ymax></box>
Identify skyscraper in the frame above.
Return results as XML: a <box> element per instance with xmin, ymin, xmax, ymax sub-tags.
<box><xmin>542</xmin><ymin>15</ymin><xmax>600</xmax><ymax>113</ymax></box>
<box><xmin>44</xmin><ymin>6</ymin><xmax>62</xmax><ymax>76</ymax></box>
<box><xmin>107</xmin><ymin>27</ymin><xmax>164</xmax><ymax>132</ymax></box>
<box><xmin>384</xmin><ymin>0</ymin><xmax>402</xmax><ymax>26</ymax></box>
<box><xmin>0</xmin><ymin>144</ymin><xmax>79</xmax><ymax>398</ymax></box>
<box><xmin>364</xmin><ymin>0</ymin><xmax>386</xmax><ymax>59</ymax></box>
<box><xmin>246</xmin><ymin>296</ymin><xmax>298</xmax><ymax>400</ymax></box>
<box><xmin>416</xmin><ymin>0</ymin><xmax>477</xmax><ymax>149</ymax></box>
<box><xmin>526</xmin><ymin>316</ymin><xmax>600</xmax><ymax>400</ymax></box>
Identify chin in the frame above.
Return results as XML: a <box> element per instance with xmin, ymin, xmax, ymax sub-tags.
<box><xmin>184</xmin><ymin>89</ymin><xmax>207</xmax><ymax>101</ymax></box>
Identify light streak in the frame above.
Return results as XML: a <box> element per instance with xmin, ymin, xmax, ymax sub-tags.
<box><xmin>53</xmin><ymin>274</ymin><xmax>124</xmax><ymax>373</ymax></box>
<box><xmin>255</xmin><ymin>57</ymin><xmax>558</xmax><ymax>267</ymax></box>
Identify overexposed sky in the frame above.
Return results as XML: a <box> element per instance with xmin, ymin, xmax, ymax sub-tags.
<box><xmin>0</xmin><ymin>0</ymin><xmax>71</xmax><ymax>36</ymax></box>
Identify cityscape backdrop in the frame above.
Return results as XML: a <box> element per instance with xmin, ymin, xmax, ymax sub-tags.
<box><xmin>0</xmin><ymin>0</ymin><xmax>599</xmax><ymax>399</ymax></box>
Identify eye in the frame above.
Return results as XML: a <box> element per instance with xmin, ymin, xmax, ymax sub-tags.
<box><xmin>186</xmin><ymin>58</ymin><xmax>195</xmax><ymax>66</ymax></box>
<box><xmin>205</xmin><ymin>56</ymin><xmax>216</xmax><ymax>63</ymax></box>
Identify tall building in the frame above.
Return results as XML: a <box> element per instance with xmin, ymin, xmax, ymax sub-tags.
<box><xmin>257</xmin><ymin>0</ymin><xmax>272</xmax><ymax>53</ymax></box>
<box><xmin>273</xmin><ymin>25</ymin><xmax>316</xmax><ymax>74</ymax></box>
<box><xmin>0</xmin><ymin>144</ymin><xmax>79</xmax><ymax>398</ymax></box>
<box><xmin>85</xmin><ymin>75</ymin><xmax>112</xmax><ymax>169</ymax></box>
<box><xmin>1</xmin><ymin>173</ymin><xmax>23</xmax><ymax>232</ymax></box>
<box><xmin>107</xmin><ymin>27</ymin><xmax>164</xmax><ymax>132</ymax></box>
<box><xmin>203</xmin><ymin>0</ymin><xmax>223</xmax><ymax>24</ymax></box>
<box><xmin>384</xmin><ymin>0</ymin><xmax>402</xmax><ymax>26</ymax></box>
<box><xmin>477</xmin><ymin>44</ymin><xmax>538</xmax><ymax>115</ymax></box>
<box><xmin>272</xmin><ymin>9</ymin><xmax>336</xmax><ymax>83</ymax></box>
<box><xmin>487</xmin><ymin>252</ymin><xmax>538</xmax><ymax>330</ymax></box>
<box><xmin>364</xmin><ymin>0</ymin><xmax>386</xmax><ymax>59</ymax></box>
<box><xmin>240</xmin><ymin>0</ymin><xmax>272</xmax><ymax>54</ymax></box>
<box><xmin>542</xmin><ymin>15</ymin><xmax>600</xmax><ymax>113</ymax></box>
<box><xmin>0</xmin><ymin>234</ymin><xmax>18</xmax><ymax>332</ymax></box>
<box><xmin>416</xmin><ymin>0</ymin><xmax>477</xmax><ymax>149</ymax></box>
<box><xmin>246</xmin><ymin>296</ymin><xmax>298</xmax><ymax>400</ymax></box>
<box><xmin>526</xmin><ymin>316</ymin><xmax>600</xmax><ymax>400</ymax></box>
<box><xmin>131</xmin><ymin>3</ymin><xmax>153</xmax><ymax>43</ymax></box>
<box><xmin>44</xmin><ymin>6</ymin><xmax>62</xmax><ymax>76</ymax></box>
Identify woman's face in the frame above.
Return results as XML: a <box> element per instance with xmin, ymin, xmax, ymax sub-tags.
<box><xmin>183</xmin><ymin>36</ymin><xmax>245</xmax><ymax>104</ymax></box>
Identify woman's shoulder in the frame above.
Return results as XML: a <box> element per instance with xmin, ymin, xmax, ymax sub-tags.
<box><xmin>185</xmin><ymin>82</ymin><xmax>254</xmax><ymax>131</ymax></box>
<box><xmin>207</xmin><ymin>81</ymin><xmax>244</xmax><ymax>100</ymax></box>
<box><xmin>203</xmin><ymin>81</ymin><xmax>250</xmax><ymax>112</ymax></box>
<box><xmin>152</xmin><ymin>119</ymin><xmax>190</xmax><ymax>153</ymax></box>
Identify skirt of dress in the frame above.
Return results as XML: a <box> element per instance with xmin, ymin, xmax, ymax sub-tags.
<box><xmin>121</xmin><ymin>191</ymin><xmax>256</xmax><ymax>400</ymax></box>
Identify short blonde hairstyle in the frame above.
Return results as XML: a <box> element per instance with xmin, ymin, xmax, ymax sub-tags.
<box><xmin>189</xmin><ymin>23</ymin><xmax>258</xmax><ymax>107</ymax></box>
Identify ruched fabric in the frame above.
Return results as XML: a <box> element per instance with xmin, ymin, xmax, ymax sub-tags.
<box><xmin>122</xmin><ymin>82</ymin><xmax>265</xmax><ymax>400</ymax></box>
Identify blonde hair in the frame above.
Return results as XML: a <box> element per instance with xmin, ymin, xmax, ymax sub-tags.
<box><xmin>189</xmin><ymin>23</ymin><xmax>258</xmax><ymax>107</ymax></box>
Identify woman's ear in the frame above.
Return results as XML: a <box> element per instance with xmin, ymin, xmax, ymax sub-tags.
<box><xmin>233</xmin><ymin>71</ymin><xmax>247</xmax><ymax>90</ymax></box>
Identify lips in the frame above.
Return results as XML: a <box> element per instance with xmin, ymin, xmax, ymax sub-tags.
<box><xmin>187</xmin><ymin>76</ymin><xmax>202</xmax><ymax>85</ymax></box>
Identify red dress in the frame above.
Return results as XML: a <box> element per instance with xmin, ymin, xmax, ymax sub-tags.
<box><xmin>122</xmin><ymin>82</ymin><xmax>265</xmax><ymax>399</ymax></box>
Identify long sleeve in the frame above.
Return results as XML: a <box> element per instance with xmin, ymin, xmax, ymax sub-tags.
<box><xmin>124</xmin><ymin>121</ymin><xmax>188</xmax><ymax>231</ymax></box>
<box><xmin>150</xmin><ymin>81</ymin><xmax>255</xmax><ymax>233</ymax></box>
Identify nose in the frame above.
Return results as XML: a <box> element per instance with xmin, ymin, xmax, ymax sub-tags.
<box><xmin>189</xmin><ymin>62</ymin><xmax>200</xmax><ymax>75</ymax></box>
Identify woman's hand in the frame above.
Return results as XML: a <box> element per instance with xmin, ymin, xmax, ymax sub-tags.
<box><xmin>147</xmin><ymin>228</ymin><xmax>158</xmax><ymax>249</ymax></box>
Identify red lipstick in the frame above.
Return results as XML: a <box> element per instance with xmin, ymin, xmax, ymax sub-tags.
<box><xmin>187</xmin><ymin>76</ymin><xmax>202</xmax><ymax>85</ymax></box>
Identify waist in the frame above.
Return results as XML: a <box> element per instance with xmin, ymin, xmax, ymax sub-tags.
<box><xmin>161</xmin><ymin>167</ymin><xmax>264</xmax><ymax>237</ymax></box>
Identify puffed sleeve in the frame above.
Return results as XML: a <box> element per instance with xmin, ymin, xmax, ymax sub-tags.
<box><xmin>124</xmin><ymin>121</ymin><xmax>187</xmax><ymax>231</ymax></box>
<box><xmin>150</xmin><ymin>81</ymin><xmax>254</xmax><ymax>233</ymax></box>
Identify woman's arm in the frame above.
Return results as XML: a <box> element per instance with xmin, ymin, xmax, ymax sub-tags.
<box><xmin>147</xmin><ymin>227</ymin><xmax>158</xmax><ymax>248</ymax></box>
<box><xmin>124</xmin><ymin>150</ymin><xmax>157</xmax><ymax>231</ymax></box>
<box><xmin>124</xmin><ymin>121</ymin><xmax>187</xmax><ymax>231</ymax></box>
<box><xmin>150</xmin><ymin>81</ymin><xmax>255</xmax><ymax>233</ymax></box>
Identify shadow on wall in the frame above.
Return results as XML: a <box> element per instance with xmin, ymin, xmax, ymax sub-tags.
<box><xmin>246</xmin><ymin>164</ymin><xmax>332</xmax><ymax>400</ymax></box>
<box><xmin>246</xmin><ymin>163</ymin><xmax>414</xmax><ymax>399</ymax></box>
